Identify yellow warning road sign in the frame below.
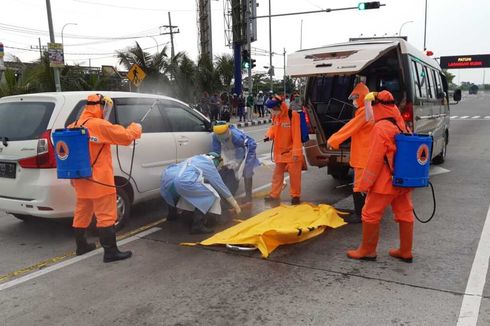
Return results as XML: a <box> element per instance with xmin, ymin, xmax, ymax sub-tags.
<box><xmin>127</xmin><ymin>64</ymin><xmax>146</xmax><ymax>87</ymax></box>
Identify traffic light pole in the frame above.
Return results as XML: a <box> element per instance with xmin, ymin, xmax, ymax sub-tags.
<box><xmin>246</xmin><ymin>3</ymin><xmax>253</xmax><ymax>97</ymax></box>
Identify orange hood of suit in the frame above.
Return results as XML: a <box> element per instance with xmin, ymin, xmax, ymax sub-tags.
<box><xmin>358</xmin><ymin>91</ymin><xmax>409</xmax><ymax>194</ymax></box>
<box><xmin>70</xmin><ymin>95</ymin><xmax>142</xmax><ymax>199</ymax></box>
<box><xmin>266</xmin><ymin>101</ymin><xmax>303</xmax><ymax>163</ymax></box>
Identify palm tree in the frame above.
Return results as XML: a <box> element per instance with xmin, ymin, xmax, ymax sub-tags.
<box><xmin>196</xmin><ymin>54</ymin><xmax>221</xmax><ymax>95</ymax></box>
<box><xmin>116</xmin><ymin>42</ymin><xmax>171</xmax><ymax>93</ymax></box>
<box><xmin>215</xmin><ymin>54</ymin><xmax>234</xmax><ymax>91</ymax></box>
<box><xmin>173</xmin><ymin>53</ymin><xmax>197</xmax><ymax>103</ymax></box>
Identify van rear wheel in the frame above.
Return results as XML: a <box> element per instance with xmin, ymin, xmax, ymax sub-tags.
<box><xmin>432</xmin><ymin>132</ymin><xmax>447</xmax><ymax>165</ymax></box>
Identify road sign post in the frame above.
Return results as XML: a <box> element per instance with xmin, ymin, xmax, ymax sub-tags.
<box><xmin>127</xmin><ymin>64</ymin><xmax>146</xmax><ymax>89</ymax></box>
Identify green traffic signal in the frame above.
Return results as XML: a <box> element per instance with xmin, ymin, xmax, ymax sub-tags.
<box><xmin>242</xmin><ymin>61</ymin><xmax>250</xmax><ymax>69</ymax></box>
<box><xmin>358</xmin><ymin>1</ymin><xmax>381</xmax><ymax>10</ymax></box>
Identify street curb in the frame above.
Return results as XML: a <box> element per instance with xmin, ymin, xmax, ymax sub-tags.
<box><xmin>235</xmin><ymin>119</ymin><xmax>272</xmax><ymax>128</ymax></box>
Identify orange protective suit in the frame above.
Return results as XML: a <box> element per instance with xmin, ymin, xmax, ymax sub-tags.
<box><xmin>266</xmin><ymin>100</ymin><xmax>303</xmax><ymax>199</ymax></box>
<box><xmin>71</xmin><ymin>95</ymin><xmax>142</xmax><ymax>228</ymax></box>
<box><xmin>347</xmin><ymin>90</ymin><xmax>414</xmax><ymax>262</ymax></box>
<box><xmin>328</xmin><ymin>82</ymin><xmax>372</xmax><ymax>191</ymax></box>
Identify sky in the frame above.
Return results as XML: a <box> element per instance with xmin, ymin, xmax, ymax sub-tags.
<box><xmin>1</xmin><ymin>0</ymin><xmax>489</xmax><ymax>85</ymax></box>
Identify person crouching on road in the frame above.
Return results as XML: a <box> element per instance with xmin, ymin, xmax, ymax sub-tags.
<box><xmin>70</xmin><ymin>93</ymin><xmax>142</xmax><ymax>263</ymax></box>
<box><xmin>347</xmin><ymin>90</ymin><xmax>415</xmax><ymax>263</ymax></box>
<box><xmin>160</xmin><ymin>152</ymin><xmax>242</xmax><ymax>234</ymax></box>
<box><xmin>212</xmin><ymin>122</ymin><xmax>260</xmax><ymax>203</ymax></box>
<box><xmin>263</xmin><ymin>95</ymin><xmax>303</xmax><ymax>205</ymax></box>
<box><xmin>327</xmin><ymin>82</ymin><xmax>373</xmax><ymax>223</ymax></box>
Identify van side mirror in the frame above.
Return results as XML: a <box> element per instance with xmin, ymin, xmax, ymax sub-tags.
<box><xmin>453</xmin><ymin>89</ymin><xmax>462</xmax><ymax>103</ymax></box>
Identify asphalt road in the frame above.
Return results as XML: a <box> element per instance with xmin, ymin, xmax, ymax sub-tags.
<box><xmin>2</xmin><ymin>92</ymin><xmax>490</xmax><ymax>325</ymax></box>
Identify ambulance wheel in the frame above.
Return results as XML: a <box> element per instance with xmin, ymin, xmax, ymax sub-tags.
<box><xmin>115</xmin><ymin>188</ymin><xmax>131</xmax><ymax>231</ymax></box>
<box><xmin>330</xmin><ymin>166</ymin><xmax>351</xmax><ymax>181</ymax></box>
<box><xmin>432</xmin><ymin>132</ymin><xmax>447</xmax><ymax>165</ymax></box>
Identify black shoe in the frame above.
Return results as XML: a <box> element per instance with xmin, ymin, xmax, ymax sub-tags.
<box><xmin>342</xmin><ymin>213</ymin><xmax>362</xmax><ymax>224</ymax></box>
<box><xmin>264</xmin><ymin>195</ymin><xmax>280</xmax><ymax>202</ymax></box>
<box><xmin>98</xmin><ymin>226</ymin><xmax>132</xmax><ymax>263</ymax></box>
<box><xmin>74</xmin><ymin>228</ymin><xmax>96</xmax><ymax>256</ymax></box>
<box><xmin>291</xmin><ymin>197</ymin><xmax>301</xmax><ymax>205</ymax></box>
<box><xmin>166</xmin><ymin>205</ymin><xmax>179</xmax><ymax>221</ymax></box>
<box><xmin>190</xmin><ymin>210</ymin><xmax>214</xmax><ymax>234</ymax></box>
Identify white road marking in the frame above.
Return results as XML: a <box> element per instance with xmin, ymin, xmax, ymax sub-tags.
<box><xmin>0</xmin><ymin>227</ymin><xmax>162</xmax><ymax>292</ymax></box>
<box><xmin>460</xmin><ymin>116</ymin><xmax>470</xmax><ymax>119</ymax></box>
<box><xmin>471</xmin><ymin>116</ymin><xmax>480</xmax><ymax>119</ymax></box>
<box><xmin>457</xmin><ymin>203</ymin><xmax>490</xmax><ymax>326</ymax></box>
<box><xmin>451</xmin><ymin>116</ymin><xmax>459</xmax><ymax>119</ymax></box>
<box><xmin>429</xmin><ymin>166</ymin><xmax>451</xmax><ymax>176</ymax></box>
<box><xmin>485</xmin><ymin>116</ymin><xmax>490</xmax><ymax>119</ymax></box>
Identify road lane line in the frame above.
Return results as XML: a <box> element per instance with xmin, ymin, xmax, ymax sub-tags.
<box><xmin>471</xmin><ymin>116</ymin><xmax>480</xmax><ymax>119</ymax></box>
<box><xmin>456</xmin><ymin>203</ymin><xmax>490</xmax><ymax>326</ymax></box>
<box><xmin>0</xmin><ymin>226</ymin><xmax>162</xmax><ymax>292</ymax></box>
<box><xmin>485</xmin><ymin>116</ymin><xmax>490</xmax><ymax>119</ymax></box>
<box><xmin>460</xmin><ymin>116</ymin><xmax>469</xmax><ymax>119</ymax></box>
<box><xmin>451</xmin><ymin>116</ymin><xmax>459</xmax><ymax>119</ymax></box>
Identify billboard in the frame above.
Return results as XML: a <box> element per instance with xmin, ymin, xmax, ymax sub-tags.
<box><xmin>440</xmin><ymin>54</ymin><xmax>490</xmax><ymax>69</ymax></box>
<box><xmin>48</xmin><ymin>43</ymin><xmax>64</xmax><ymax>68</ymax></box>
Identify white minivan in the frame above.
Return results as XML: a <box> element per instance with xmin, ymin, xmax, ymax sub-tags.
<box><xmin>288</xmin><ymin>37</ymin><xmax>455</xmax><ymax>179</ymax></box>
<box><xmin>0</xmin><ymin>91</ymin><xmax>213</xmax><ymax>226</ymax></box>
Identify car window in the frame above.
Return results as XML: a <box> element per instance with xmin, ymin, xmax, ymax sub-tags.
<box><xmin>0</xmin><ymin>101</ymin><xmax>55</xmax><ymax>141</ymax></box>
<box><xmin>65</xmin><ymin>100</ymin><xmax>87</xmax><ymax>127</ymax></box>
<box><xmin>160</xmin><ymin>101</ymin><xmax>208</xmax><ymax>132</ymax></box>
<box><xmin>114</xmin><ymin>98</ymin><xmax>170</xmax><ymax>133</ymax></box>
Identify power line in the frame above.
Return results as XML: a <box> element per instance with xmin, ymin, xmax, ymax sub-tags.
<box><xmin>71</xmin><ymin>0</ymin><xmax>220</xmax><ymax>12</ymax></box>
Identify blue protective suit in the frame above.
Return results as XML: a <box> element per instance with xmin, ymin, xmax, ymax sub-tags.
<box><xmin>160</xmin><ymin>155</ymin><xmax>233</xmax><ymax>214</ymax></box>
<box><xmin>212</xmin><ymin>125</ymin><xmax>260</xmax><ymax>179</ymax></box>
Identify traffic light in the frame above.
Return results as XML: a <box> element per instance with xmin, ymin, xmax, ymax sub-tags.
<box><xmin>357</xmin><ymin>1</ymin><xmax>381</xmax><ymax>10</ymax></box>
<box><xmin>241</xmin><ymin>50</ymin><xmax>250</xmax><ymax>69</ymax></box>
<box><xmin>251</xmin><ymin>58</ymin><xmax>256</xmax><ymax>69</ymax></box>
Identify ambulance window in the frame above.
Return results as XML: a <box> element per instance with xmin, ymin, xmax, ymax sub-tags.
<box><xmin>160</xmin><ymin>101</ymin><xmax>209</xmax><ymax>132</ymax></box>
<box><xmin>433</xmin><ymin>70</ymin><xmax>444</xmax><ymax>98</ymax></box>
<box><xmin>426</xmin><ymin>66</ymin><xmax>436</xmax><ymax>98</ymax></box>
<box><xmin>411</xmin><ymin>60</ymin><xmax>422</xmax><ymax>98</ymax></box>
<box><xmin>415</xmin><ymin>61</ymin><xmax>428</xmax><ymax>98</ymax></box>
<box><xmin>114</xmin><ymin>98</ymin><xmax>170</xmax><ymax>133</ymax></box>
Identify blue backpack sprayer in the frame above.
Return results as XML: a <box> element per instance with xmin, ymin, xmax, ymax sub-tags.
<box><xmin>52</xmin><ymin>98</ymin><xmax>157</xmax><ymax>187</ymax></box>
<box><xmin>384</xmin><ymin>118</ymin><xmax>436</xmax><ymax>223</ymax></box>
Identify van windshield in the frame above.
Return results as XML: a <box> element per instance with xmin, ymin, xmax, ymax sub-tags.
<box><xmin>0</xmin><ymin>102</ymin><xmax>55</xmax><ymax>141</ymax></box>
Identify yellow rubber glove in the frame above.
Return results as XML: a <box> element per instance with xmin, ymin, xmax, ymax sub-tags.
<box><xmin>364</xmin><ymin>92</ymin><xmax>378</xmax><ymax>102</ymax></box>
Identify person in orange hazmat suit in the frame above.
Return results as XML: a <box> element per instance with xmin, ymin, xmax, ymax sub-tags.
<box><xmin>327</xmin><ymin>82</ymin><xmax>373</xmax><ymax>223</ymax></box>
<box><xmin>263</xmin><ymin>95</ymin><xmax>303</xmax><ymax>205</ymax></box>
<box><xmin>347</xmin><ymin>90</ymin><xmax>415</xmax><ymax>263</ymax></box>
<box><xmin>70</xmin><ymin>93</ymin><xmax>142</xmax><ymax>263</ymax></box>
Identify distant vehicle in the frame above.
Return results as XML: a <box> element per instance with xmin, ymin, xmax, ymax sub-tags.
<box><xmin>288</xmin><ymin>37</ymin><xmax>455</xmax><ymax>179</ymax></box>
<box><xmin>0</xmin><ymin>91</ymin><xmax>213</xmax><ymax>226</ymax></box>
<box><xmin>469</xmin><ymin>84</ymin><xmax>479</xmax><ymax>95</ymax></box>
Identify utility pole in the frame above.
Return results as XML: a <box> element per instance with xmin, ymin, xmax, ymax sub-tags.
<box><xmin>246</xmin><ymin>0</ymin><xmax>253</xmax><ymax>96</ymax></box>
<box><xmin>30</xmin><ymin>38</ymin><xmax>46</xmax><ymax>61</ymax></box>
<box><xmin>268</xmin><ymin>0</ymin><xmax>273</xmax><ymax>92</ymax></box>
<box><xmin>300</xmin><ymin>19</ymin><xmax>303</xmax><ymax>50</ymax></box>
<box><xmin>168</xmin><ymin>12</ymin><xmax>175</xmax><ymax>59</ymax></box>
<box><xmin>45</xmin><ymin>0</ymin><xmax>61</xmax><ymax>92</ymax></box>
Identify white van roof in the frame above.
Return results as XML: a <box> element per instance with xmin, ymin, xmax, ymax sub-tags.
<box><xmin>287</xmin><ymin>38</ymin><xmax>440</xmax><ymax>77</ymax></box>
